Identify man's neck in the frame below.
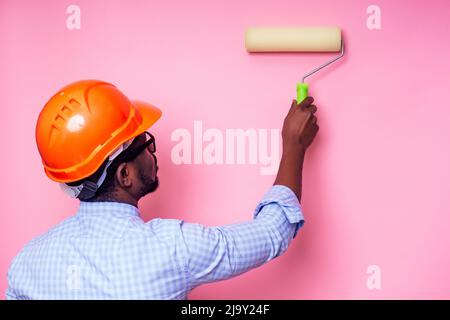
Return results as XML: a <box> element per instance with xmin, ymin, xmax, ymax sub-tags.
<box><xmin>85</xmin><ymin>193</ymin><xmax>139</xmax><ymax>208</ymax></box>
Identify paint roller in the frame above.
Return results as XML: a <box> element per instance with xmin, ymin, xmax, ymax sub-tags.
<box><xmin>245</xmin><ymin>27</ymin><xmax>344</xmax><ymax>102</ymax></box>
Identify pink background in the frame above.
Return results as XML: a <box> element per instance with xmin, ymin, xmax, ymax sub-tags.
<box><xmin>1</xmin><ymin>0</ymin><xmax>450</xmax><ymax>299</ymax></box>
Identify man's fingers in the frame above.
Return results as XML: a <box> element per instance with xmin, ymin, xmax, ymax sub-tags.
<box><xmin>309</xmin><ymin>122</ymin><xmax>319</xmax><ymax>133</ymax></box>
<box><xmin>289</xmin><ymin>97</ymin><xmax>314</xmax><ymax>115</ymax></box>
<box><xmin>297</xmin><ymin>96</ymin><xmax>314</xmax><ymax>109</ymax></box>
<box><xmin>289</xmin><ymin>99</ymin><xmax>298</xmax><ymax>114</ymax></box>
<box><xmin>302</xmin><ymin>114</ymin><xmax>317</xmax><ymax>132</ymax></box>
<box><xmin>306</xmin><ymin>105</ymin><xmax>318</xmax><ymax>114</ymax></box>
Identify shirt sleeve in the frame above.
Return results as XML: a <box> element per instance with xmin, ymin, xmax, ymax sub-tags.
<box><xmin>179</xmin><ymin>184</ymin><xmax>305</xmax><ymax>289</ymax></box>
<box><xmin>5</xmin><ymin>287</ymin><xmax>17</xmax><ymax>300</ymax></box>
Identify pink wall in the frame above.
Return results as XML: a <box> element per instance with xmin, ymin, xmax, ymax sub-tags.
<box><xmin>1</xmin><ymin>0</ymin><xmax>450</xmax><ymax>299</ymax></box>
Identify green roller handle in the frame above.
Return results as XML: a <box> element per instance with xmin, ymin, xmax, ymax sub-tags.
<box><xmin>296</xmin><ymin>82</ymin><xmax>309</xmax><ymax>103</ymax></box>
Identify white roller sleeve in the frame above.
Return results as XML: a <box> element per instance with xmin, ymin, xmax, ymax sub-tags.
<box><xmin>245</xmin><ymin>27</ymin><xmax>342</xmax><ymax>52</ymax></box>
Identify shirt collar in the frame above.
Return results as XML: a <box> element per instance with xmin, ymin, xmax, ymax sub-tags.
<box><xmin>77</xmin><ymin>201</ymin><xmax>140</xmax><ymax>218</ymax></box>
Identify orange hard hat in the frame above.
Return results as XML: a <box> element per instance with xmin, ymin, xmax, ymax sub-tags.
<box><xmin>36</xmin><ymin>80</ymin><xmax>162</xmax><ymax>183</ymax></box>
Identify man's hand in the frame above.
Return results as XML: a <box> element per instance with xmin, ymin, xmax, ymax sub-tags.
<box><xmin>274</xmin><ymin>97</ymin><xmax>319</xmax><ymax>202</ymax></box>
<box><xmin>282</xmin><ymin>97</ymin><xmax>319</xmax><ymax>154</ymax></box>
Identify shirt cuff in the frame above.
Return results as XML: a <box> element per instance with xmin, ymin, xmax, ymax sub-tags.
<box><xmin>253</xmin><ymin>185</ymin><xmax>305</xmax><ymax>237</ymax></box>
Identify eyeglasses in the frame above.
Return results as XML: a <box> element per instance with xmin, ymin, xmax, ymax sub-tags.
<box><xmin>106</xmin><ymin>132</ymin><xmax>156</xmax><ymax>175</ymax></box>
<box><xmin>132</xmin><ymin>131</ymin><xmax>156</xmax><ymax>155</ymax></box>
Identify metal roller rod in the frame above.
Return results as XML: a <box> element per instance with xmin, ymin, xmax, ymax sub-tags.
<box><xmin>301</xmin><ymin>39</ymin><xmax>345</xmax><ymax>83</ymax></box>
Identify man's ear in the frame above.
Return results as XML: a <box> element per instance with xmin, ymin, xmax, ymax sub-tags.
<box><xmin>115</xmin><ymin>163</ymin><xmax>132</xmax><ymax>188</ymax></box>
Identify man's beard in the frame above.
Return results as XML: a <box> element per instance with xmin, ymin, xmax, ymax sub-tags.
<box><xmin>138</xmin><ymin>153</ymin><xmax>159</xmax><ymax>197</ymax></box>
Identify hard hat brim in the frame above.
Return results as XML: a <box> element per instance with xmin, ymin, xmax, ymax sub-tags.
<box><xmin>131</xmin><ymin>100</ymin><xmax>162</xmax><ymax>134</ymax></box>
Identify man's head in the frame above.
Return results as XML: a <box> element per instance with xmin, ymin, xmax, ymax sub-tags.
<box><xmin>67</xmin><ymin>131</ymin><xmax>159</xmax><ymax>205</ymax></box>
<box><xmin>36</xmin><ymin>80</ymin><xmax>163</xmax><ymax>205</ymax></box>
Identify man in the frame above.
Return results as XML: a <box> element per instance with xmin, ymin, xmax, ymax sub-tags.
<box><xmin>7</xmin><ymin>80</ymin><xmax>318</xmax><ymax>299</ymax></box>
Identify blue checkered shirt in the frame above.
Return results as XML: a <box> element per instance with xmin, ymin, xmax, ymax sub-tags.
<box><xmin>6</xmin><ymin>185</ymin><xmax>304</xmax><ymax>299</ymax></box>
